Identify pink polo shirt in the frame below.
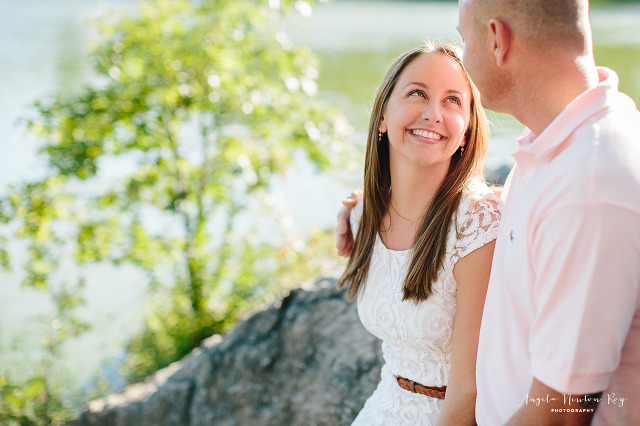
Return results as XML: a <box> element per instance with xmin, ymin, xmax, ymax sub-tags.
<box><xmin>476</xmin><ymin>67</ymin><xmax>640</xmax><ymax>425</ymax></box>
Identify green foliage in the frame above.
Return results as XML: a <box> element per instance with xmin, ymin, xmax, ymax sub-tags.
<box><xmin>0</xmin><ymin>282</ymin><xmax>88</xmax><ymax>425</ymax></box>
<box><xmin>0</xmin><ymin>373</ymin><xmax>75</xmax><ymax>426</ymax></box>
<box><xmin>1</xmin><ymin>0</ymin><xmax>352</xmax><ymax>420</ymax></box>
<box><xmin>1</xmin><ymin>376</ymin><xmax>61</xmax><ymax>426</ymax></box>
<box><xmin>124</xmin><ymin>227</ymin><xmax>346</xmax><ymax>381</ymax></box>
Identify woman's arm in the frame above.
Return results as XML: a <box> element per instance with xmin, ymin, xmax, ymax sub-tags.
<box><xmin>437</xmin><ymin>240</ymin><xmax>495</xmax><ymax>425</ymax></box>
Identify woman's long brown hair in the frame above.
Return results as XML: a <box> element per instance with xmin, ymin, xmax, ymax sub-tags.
<box><xmin>336</xmin><ymin>42</ymin><xmax>489</xmax><ymax>302</ymax></box>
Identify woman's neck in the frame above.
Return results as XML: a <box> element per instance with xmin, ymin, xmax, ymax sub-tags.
<box><xmin>389</xmin><ymin>160</ymin><xmax>449</xmax><ymax>220</ymax></box>
<box><xmin>380</xmin><ymin>158</ymin><xmax>449</xmax><ymax>251</ymax></box>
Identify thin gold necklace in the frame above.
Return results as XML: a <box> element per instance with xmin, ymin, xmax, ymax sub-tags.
<box><xmin>389</xmin><ymin>201</ymin><xmax>424</xmax><ymax>224</ymax></box>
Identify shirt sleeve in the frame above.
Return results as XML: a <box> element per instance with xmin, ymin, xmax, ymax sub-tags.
<box><xmin>529</xmin><ymin>203</ymin><xmax>640</xmax><ymax>394</ymax></box>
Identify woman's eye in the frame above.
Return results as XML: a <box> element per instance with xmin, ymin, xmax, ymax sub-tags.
<box><xmin>409</xmin><ymin>90</ymin><xmax>426</xmax><ymax>98</ymax></box>
<box><xmin>446</xmin><ymin>97</ymin><xmax>461</xmax><ymax>106</ymax></box>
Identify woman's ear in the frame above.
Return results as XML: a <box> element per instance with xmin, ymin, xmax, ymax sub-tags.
<box><xmin>378</xmin><ymin>117</ymin><xmax>387</xmax><ymax>133</ymax></box>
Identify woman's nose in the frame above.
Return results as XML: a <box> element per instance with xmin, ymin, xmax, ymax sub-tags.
<box><xmin>422</xmin><ymin>102</ymin><xmax>442</xmax><ymax>123</ymax></box>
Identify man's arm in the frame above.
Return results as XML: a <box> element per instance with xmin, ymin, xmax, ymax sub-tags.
<box><xmin>336</xmin><ymin>189</ymin><xmax>361</xmax><ymax>257</ymax></box>
<box><xmin>513</xmin><ymin>203</ymin><xmax>640</xmax><ymax>424</ymax></box>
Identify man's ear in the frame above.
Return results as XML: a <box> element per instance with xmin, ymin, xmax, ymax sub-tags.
<box><xmin>488</xmin><ymin>18</ymin><xmax>511</xmax><ymax>67</ymax></box>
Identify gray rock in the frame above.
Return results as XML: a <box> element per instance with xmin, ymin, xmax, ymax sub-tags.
<box><xmin>72</xmin><ymin>279</ymin><xmax>383</xmax><ymax>426</ymax></box>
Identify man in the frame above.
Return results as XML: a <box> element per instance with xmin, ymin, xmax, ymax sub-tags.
<box><xmin>337</xmin><ymin>0</ymin><xmax>640</xmax><ymax>424</ymax></box>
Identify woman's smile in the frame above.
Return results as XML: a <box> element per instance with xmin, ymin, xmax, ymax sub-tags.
<box><xmin>408</xmin><ymin>128</ymin><xmax>446</xmax><ymax>144</ymax></box>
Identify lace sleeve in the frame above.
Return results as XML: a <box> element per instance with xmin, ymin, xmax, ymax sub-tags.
<box><xmin>453</xmin><ymin>193</ymin><xmax>503</xmax><ymax>262</ymax></box>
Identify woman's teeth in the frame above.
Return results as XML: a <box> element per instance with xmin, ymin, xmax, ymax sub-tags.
<box><xmin>411</xmin><ymin>129</ymin><xmax>443</xmax><ymax>140</ymax></box>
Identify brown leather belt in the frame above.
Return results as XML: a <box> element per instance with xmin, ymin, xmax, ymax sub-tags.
<box><xmin>395</xmin><ymin>376</ymin><xmax>447</xmax><ymax>400</ymax></box>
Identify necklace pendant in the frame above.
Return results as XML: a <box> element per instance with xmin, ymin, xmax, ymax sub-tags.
<box><xmin>390</xmin><ymin>200</ymin><xmax>424</xmax><ymax>224</ymax></box>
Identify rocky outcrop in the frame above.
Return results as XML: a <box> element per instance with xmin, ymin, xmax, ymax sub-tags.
<box><xmin>72</xmin><ymin>279</ymin><xmax>383</xmax><ymax>426</ymax></box>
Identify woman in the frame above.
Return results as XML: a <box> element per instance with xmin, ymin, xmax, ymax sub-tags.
<box><xmin>336</xmin><ymin>43</ymin><xmax>502</xmax><ymax>425</ymax></box>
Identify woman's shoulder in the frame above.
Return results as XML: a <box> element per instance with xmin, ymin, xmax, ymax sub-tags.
<box><xmin>451</xmin><ymin>179</ymin><xmax>503</xmax><ymax>259</ymax></box>
<box><xmin>458</xmin><ymin>178</ymin><xmax>503</xmax><ymax>224</ymax></box>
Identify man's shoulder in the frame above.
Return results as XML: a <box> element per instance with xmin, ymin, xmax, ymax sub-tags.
<box><xmin>520</xmin><ymin>106</ymin><xmax>640</xmax><ymax>220</ymax></box>
<box><xmin>550</xmin><ymin>105</ymin><xmax>640</xmax><ymax>213</ymax></box>
<box><xmin>582</xmin><ymin>97</ymin><xmax>640</xmax><ymax>176</ymax></box>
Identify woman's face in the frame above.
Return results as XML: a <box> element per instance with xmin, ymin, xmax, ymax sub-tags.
<box><xmin>380</xmin><ymin>53</ymin><xmax>471</xmax><ymax>171</ymax></box>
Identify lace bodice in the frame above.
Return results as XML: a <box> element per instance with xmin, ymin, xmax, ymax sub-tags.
<box><xmin>352</xmin><ymin>179</ymin><xmax>502</xmax><ymax>388</ymax></box>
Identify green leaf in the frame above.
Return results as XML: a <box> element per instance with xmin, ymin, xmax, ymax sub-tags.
<box><xmin>22</xmin><ymin>378</ymin><xmax>46</xmax><ymax>400</ymax></box>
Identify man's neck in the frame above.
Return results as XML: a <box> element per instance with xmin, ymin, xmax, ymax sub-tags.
<box><xmin>510</xmin><ymin>54</ymin><xmax>599</xmax><ymax>136</ymax></box>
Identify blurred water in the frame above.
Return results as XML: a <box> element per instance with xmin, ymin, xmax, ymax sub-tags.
<box><xmin>1</xmin><ymin>0</ymin><xmax>639</xmax><ymax>387</ymax></box>
<box><xmin>0</xmin><ymin>0</ymin><xmax>142</xmax><ymax>386</ymax></box>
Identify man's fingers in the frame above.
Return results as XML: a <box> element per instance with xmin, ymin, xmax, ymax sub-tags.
<box><xmin>337</xmin><ymin>207</ymin><xmax>351</xmax><ymax>234</ymax></box>
<box><xmin>338</xmin><ymin>191</ymin><xmax>360</xmax><ymax>232</ymax></box>
<box><xmin>342</xmin><ymin>190</ymin><xmax>362</xmax><ymax>206</ymax></box>
<box><xmin>336</xmin><ymin>206</ymin><xmax>353</xmax><ymax>257</ymax></box>
<box><xmin>336</xmin><ymin>189</ymin><xmax>360</xmax><ymax>257</ymax></box>
<box><xmin>336</xmin><ymin>226</ymin><xmax>346</xmax><ymax>250</ymax></box>
<box><xmin>342</xmin><ymin>197</ymin><xmax>358</xmax><ymax>208</ymax></box>
<box><xmin>337</xmin><ymin>238</ymin><xmax>353</xmax><ymax>258</ymax></box>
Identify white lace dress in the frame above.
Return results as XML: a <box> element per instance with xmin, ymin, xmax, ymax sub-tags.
<box><xmin>351</xmin><ymin>180</ymin><xmax>502</xmax><ymax>426</ymax></box>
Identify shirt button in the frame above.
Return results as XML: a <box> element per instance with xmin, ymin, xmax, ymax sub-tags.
<box><xmin>519</xmin><ymin>177</ymin><xmax>526</xmax><ymax>184</ymax></box>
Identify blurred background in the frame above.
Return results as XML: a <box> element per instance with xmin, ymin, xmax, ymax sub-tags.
<box><xmin>1</xmin><ymin>0</ymin><xmax>639</xmax><ymax>422</ymax></box>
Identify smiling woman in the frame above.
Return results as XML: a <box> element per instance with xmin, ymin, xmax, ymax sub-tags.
<box><xmin>336</xmin><ymin>43</ymin><xmax>503</xmax><ymax>425</ymax></box>
<box><xmin>380</xmin><ymin>53</ymin><xmax>471</xmax><ymax>178</ymax></box>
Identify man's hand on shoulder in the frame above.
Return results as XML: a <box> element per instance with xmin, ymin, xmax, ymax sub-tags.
<box><xmin>336</xmin><ymin>189</ymin><xmax>361</xmax><ymax>258</ymax></box>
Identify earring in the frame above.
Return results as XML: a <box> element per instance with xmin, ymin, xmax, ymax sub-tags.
<box><xmin>460</xmin><ymin>145</ymin><xmax>465</xmax><ymax>154</ymax></box>
<box><xmin>378</xmin><ymin>131</ymin><xmax>383</xmax><ymax>142</ymax></box>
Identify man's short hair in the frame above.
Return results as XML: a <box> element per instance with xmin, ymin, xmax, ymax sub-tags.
<box><xmin>480</xmin><ymin>0</ymin><xmax>589</xmax><ymax>52</ymax></box>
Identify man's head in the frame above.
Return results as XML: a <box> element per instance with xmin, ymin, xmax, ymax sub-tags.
<box><xmin>458</xmin><ymin>0</ymin><xmax>592</xmax><ymax>113</ymax></box>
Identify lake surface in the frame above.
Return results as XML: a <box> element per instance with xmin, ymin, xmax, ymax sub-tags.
<box><xmin>1</xmin><ymin>0</ymin><xmax>639</xmax><ymax>387</ymax></box>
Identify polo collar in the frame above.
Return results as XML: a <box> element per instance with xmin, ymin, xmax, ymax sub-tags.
<box><xmin>512</xmin><ymin>67</ymin><xmax>620</xmax><ymax>174</ymax></box>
